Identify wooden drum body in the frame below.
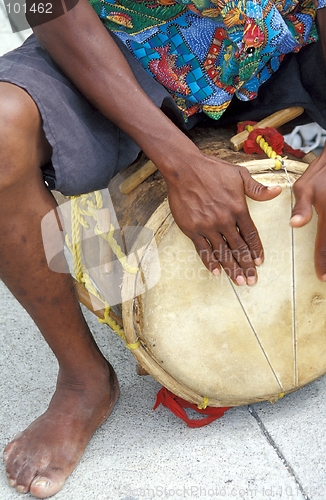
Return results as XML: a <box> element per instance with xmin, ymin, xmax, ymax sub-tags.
<box><xmin>59</xmin><ymin>128</ymin><xmax>326</xmax><ymax>408</ymax></box>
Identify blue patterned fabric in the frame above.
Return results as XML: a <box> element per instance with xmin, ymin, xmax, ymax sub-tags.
<box><xmin>89</xmin><ymin>0</ymin><xmax>325</xmax><ymax>120</ymax></box>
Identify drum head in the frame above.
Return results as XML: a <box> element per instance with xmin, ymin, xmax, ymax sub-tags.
<box><xmin>122</xmin><ymin>160</ymin><xmax>326</xmax><ymax>407</ymax></box>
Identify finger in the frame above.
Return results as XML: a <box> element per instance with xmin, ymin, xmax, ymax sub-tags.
<box><xmin>221</xmin><ymin>229</ymin><xmax>258</xmax><ymax>286</ymax></box>
<box><xmin>192</xmin><ymin>235</ymin><xmax>221</xmax><ymax>276</ymax></box>
<box><xmin>208</xmin><ymin>233</ymin><xmax>248</xmax><ymax>286</ymax></box>
<box><xmin>240</xmin><ymin>168</ymin><xmax>282</xmax><ymax>202</ymax></box>
<box><xmin>290</xmin><ymin>190</ymin><xmax>314</xmax><ymax>228</ymax></box>
<box><xmin>314</xmin><ymin>211</ymin><xmax>326</xmax><ymax>281</ymax></box>
<box><xmin>236</xmin><ymin>212</ymin><xmax>264</xmax><ymax>267</ymax></box>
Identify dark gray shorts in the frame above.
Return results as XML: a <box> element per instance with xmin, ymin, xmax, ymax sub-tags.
<box><xmin>0</xmin><ymin>34</ymin><xmax>325</xmax><ymax>196</ymax></box>
<box><xmin>0</xmin><ymin>34</ymin><xmax>184</xmax><ymax>195</ymax></box>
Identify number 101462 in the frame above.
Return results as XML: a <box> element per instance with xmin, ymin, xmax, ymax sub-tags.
<box><xmin>5</xmin><ymin>3</ymin><xmax>53</xmax><ymax>14</ymax></box>
<box><xmin>4</xmin><ymin>0</ymin><xmax>78</xmax><ymax>33</ymax></box>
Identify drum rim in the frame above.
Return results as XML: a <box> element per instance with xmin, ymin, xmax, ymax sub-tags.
<box><xmin>121</xmin><ymin>159</ymin><xmax>309</xmax><ymax>407</ymax></box>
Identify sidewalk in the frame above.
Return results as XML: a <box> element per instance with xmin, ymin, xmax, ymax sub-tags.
<box><xmin>1</xmin><ymin>279</ymin><xmax>326</xmax><ymax>500</ymax></box>
<box><xmin>0</xmin><ymin>12</ymin><xmax>326</xmax><ymax>500</ymax></box>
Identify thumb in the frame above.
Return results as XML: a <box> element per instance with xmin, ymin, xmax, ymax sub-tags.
<box><xmin>290</xmin><ymin>196</ymin><xmax>314</xmax><ymax>227</ymax></box>
<box><xmin>240</xmin><ymin>169</ymin><xmax>282</xmax><ymax>202</ymax></box>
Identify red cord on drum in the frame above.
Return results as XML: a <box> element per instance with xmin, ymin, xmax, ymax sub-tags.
<box><xmin>154</xmin><ymin>387</ymin><xmax>230</xmax><ymax>428</ymax></box>
<box><xmin>237</xmin><ymin>121</ymin><xmax>307</xmax><ymax>165</ymax></box>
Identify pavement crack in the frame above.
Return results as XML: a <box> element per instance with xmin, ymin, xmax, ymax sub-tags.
<box><xmin>248</xmin><ymin>405</ymin><xmax>310</xmax><ymax>500</ymax></box>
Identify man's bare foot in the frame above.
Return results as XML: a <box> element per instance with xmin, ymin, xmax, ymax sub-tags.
<box><xmin>3</xmin><ymin>361</ymin><xmax>119</xmax><ymax>498</ymax></box>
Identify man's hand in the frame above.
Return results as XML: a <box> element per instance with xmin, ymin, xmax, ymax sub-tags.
<box><xmin>291</xmin><ymin>144</ymin><xmax>326</xmax><ymax>281</ymax></box>
<box><xmin>167</xmin><ymin>154</ymin><xmax>281</xmax><ymax>286</ymax></box>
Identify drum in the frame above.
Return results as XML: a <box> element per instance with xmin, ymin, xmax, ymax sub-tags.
<box><xmin>54</xmin><ymin>127</ymin><xmax>326</xmax><ymax>408</ymax></box>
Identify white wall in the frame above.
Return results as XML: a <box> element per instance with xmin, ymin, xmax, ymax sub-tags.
<box><xmin>0</xmin><ymin>0</ymin><xmax>31</xmax><ymax>56</ymax></box>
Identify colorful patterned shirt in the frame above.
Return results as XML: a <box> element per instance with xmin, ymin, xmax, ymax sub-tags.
<box><xmin>89</xmin><ymin>0</ymin><xmax>326</xmax><ymax>120</ymax></box>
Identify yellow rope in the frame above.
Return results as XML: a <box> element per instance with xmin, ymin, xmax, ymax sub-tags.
<box><xmin>97</xmin><ymin>305</ymin><xmax>140</xmax><ymax>350</ymax></box>
<box><xmin>69</xmin><ymin>197</ymin><xmax>85</xmax><ymax>284</ymax></box>
<box><xmin>65</xmin><ymin>190</ymin><xmax>140</xmax><ymax>349</ymax></box>
<box><xmin>197</xmin><ymin>397</ymin><xmax>210</xmax><ymax>410</ymax></box>
<box><xmin>245</xmin><ymin>124</ymin><xmax>284</xmax><ymax>170</ymax></box>
<box><xmin>94</xmin><ymin>225</ymin><xmax>138</xmax><ymax>274</ymax></box>
<box><xmin>66</xmin><ymin>191</ymin><xmax>139</xmax><ymax>273</ymax></box>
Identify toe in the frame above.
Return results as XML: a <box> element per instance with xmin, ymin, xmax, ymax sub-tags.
<box><xmin>7</xmin><ymin>458</ymin><xmax>36</xmax><ymax>493</ymax></box>
<box><xmin>30</xmin><ymin>471</ymin><xmax>66</xmax><ymax>499</ymax></box>
<box><xmin>3</xmin><ymin>436</ymin><xmax>20</xmax><ymax>461</ymax></box>
<box><xmin>16</xmin><ymin>484</ymin><xmax>29</xmax><ymax>494</ymax></box>
<box><xmin>5</xmin><ymin>453</ymin><xmax>28</xmax><ymax>486</ymax></box>
<box><xmin>7</xmin><ymin>475</ymin><xmax>17</xmax><ymax>488</ymax></box>
<box><xmin>9</xmin><ymin>460</ymin><xmax>66</xmax><ymax>498</ymax></box>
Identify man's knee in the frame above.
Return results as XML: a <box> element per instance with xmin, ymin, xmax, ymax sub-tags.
<box><xmin>0</xmin><ymin>82</ymin><xmax>51</xmax><ymax>190</ymax></box>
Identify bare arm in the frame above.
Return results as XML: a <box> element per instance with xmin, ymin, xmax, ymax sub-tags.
<box><xmin>290</xmin><ymin>6</ymin><xmax>326</xmax><ymax>280</ymax></box>
<box><xmin>26</xmin><ymin>0</ymin><xmax>281</xmax><ymax>285</ymax></box>
<box><xmin>28</xmin><ymin>0</ymin><xmax>196</xmax><ymax>173</ymax></box>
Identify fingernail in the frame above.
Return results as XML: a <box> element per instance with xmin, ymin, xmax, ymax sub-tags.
<box><xmin>16</xmin><ymin>485</ymin><xmax>28</xmax><ymax>493</ymax></box>
<box><xmin>254</xmin><ymin>257</ymin><xmax>262</xmax><ymax>266</ymax></box>
<box><xmin>322</xmin><ymin>274</ymin><xmax>326</xmax><ymax>282</ymax></box>
<box><xmin>33</xmin><ymin>478</ymin><xmax>50</xmax><ymax>488</ymax></box>
<box><xmin>290</xmin><ymin>215</ymin><xmax>303</xmax><ymax>225</ymax></box>
<box><xmin>212</xmin><ymin>268</ymin><xmax>220</xmax><ymax>276</ymax></box>
<box><xmin>267</xmin><ymin>185</ymin><xmax>280</xmax><ymax>190</ymax></box>
<box><xmin>247</xmin><ymin>276</ymin><xmax>257</xmax><ymax>286</ymax></box>
<box><xmin>236</xmin><ymin>275</ymin><xmax>246</xmax><ymax>286</ymax></box>
<box><xmin>8</xmin><ymin>478</ymin><xmax>16</xmax><ymax>487</ymax></box>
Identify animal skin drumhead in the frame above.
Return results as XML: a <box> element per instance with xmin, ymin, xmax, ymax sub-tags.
<box><xmin>122</xmin><ymin>160</ymin><xmax>326</xmax><ymax>407</ymax></box>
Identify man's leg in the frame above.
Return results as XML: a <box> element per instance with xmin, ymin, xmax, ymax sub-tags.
<box><xmin>0</xmin><ymin>82</ymin><xmax>119</xmax><ymax>498</ymax></box>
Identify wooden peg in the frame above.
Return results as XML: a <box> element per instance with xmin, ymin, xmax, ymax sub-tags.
<box><xmin>119</xmin><ymin>160</ymin><xmax>157</xmax><ymax>195</ymax></box>
<box><xmin>302</xmin><ymin>150</ymin><xmax>317</xmax><ymax>164</ymax></box>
